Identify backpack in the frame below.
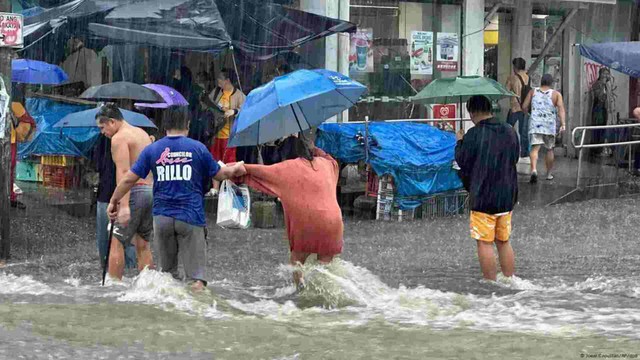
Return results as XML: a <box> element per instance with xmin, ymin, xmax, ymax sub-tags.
<box><xmin>516</xmin><ymin>74</ymin><xmax>532</xmax><ymax>106</ymax></box>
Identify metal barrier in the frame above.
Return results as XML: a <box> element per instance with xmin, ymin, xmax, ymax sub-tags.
<box><xmin>571</xmin><ymin>122</ymin><xmax>640</xmax><ymax>188</ymax></box>
<box><xmin>347</xmin><ymin>118</ymin><xmax>473</xmax><ymax>125</ymax></box>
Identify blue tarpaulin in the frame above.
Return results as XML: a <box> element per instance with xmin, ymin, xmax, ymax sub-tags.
<box><xmin>579</xmin><ymin>42</ymin><xmax>640</xmax><ymax>78</ymax></box>
<box><xmin>18</xmin><ymin>98</ymin><xmax>97</xmax><ymax>159</ymax></box>
<box><xmin>316</xmin><ymin>122</ymin><xmax>463</xmax><ymax>210</ymax></box>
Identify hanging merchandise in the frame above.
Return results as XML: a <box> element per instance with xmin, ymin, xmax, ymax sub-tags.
<box><xmin>409</xmin><ymin>31</ymin><xmax>433</xmax><ymax>75</ymax></box>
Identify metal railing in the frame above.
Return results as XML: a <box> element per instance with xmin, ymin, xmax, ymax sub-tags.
<box><xmin>571</xmin><ymin>122</ymin><xmax>640</xmax><ymax>188</ymax></box>
<box><xmin>347</xmin><ymin>118</ymin><xmax>473</xmax><ymax>125</ymax></box>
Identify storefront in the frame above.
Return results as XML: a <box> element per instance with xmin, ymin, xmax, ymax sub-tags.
<box><xmin>346</xmin><ymin>0</ymin><xmax>464</xmax><ymax>121</ymax></box>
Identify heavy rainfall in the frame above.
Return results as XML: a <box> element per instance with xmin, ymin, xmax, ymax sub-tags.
<box><xmin>0</xmin><ymin>0</ymin><xmax>639</xmax><ymax>359</ymax></box>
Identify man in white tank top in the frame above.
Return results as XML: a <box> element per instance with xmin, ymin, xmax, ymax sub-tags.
<box><xmin>522</xmin><ymin>74</ymin><xmax>566</xmax><ymax>183</ymax></box>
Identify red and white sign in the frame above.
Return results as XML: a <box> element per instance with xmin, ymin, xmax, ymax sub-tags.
<box><xmin>584</xmin><ymin>60</ymin><xmax>605</xmax><ymax>89</ymax></box>
<box><xmin>436</xmin><ymin>62</ymin><xmax>458</xmax><ymax>72</ymax></box>
<box><xmin>0</xmin><ymin>13</ymin><xmax>23</xmax><ymax>48</ymax></box>
<box><xmin>432</xmin><ymin>104</ymin><xmax>457</xmax><ymax>131</ymax></box>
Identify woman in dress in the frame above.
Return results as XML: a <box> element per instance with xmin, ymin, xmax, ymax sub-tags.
<box><xmin>236</xmin><ymin>138</ymin><xmax>343</xmax><ymax>288</ymax></box>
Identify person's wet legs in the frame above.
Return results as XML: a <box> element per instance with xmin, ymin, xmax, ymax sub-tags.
<box><xmin>530</xmin><ymin>144</ymin><xmax>541</xmax><ymax>182</ymax></box>
<box><xmin>175</xmin><ymin>220</ymin><xmax>207</xmax><ymax>286</ymax></box>
<box><xmin>133</xmin><ymin>234</ymin><xmax>153</xmax><ymax>271</ymax></box>
<box><xmin>153</xmin><ymin>216</ymin><xmax>180</xmax><ymax>280</ymax></box>
<box><xmin>519</xmin><ymin>114</ymin><xmax>530</xmax><ymax>157</ymax></box>
<box><xmin>476</xmin><ymin>240</ymin><xmax>497</xmax><ymax>281</ymax></box>
<box><xmin>290</xmin><ymin>251</ymin><xmax>311</xmax><ymax>287</ymax></box>
<box><xmin>97</xmin><ymin>202</ymin><xmax>137</xmax><ymax>269</ymax></box>
<box><xmin>108</xmin><ymin>238</ymin><xmax>125</xmax><ymax>280</ymax></box>
<box><xmin>495</xmin><ymin>240</ymin><xmax>515</xmax><ymax>277</ymax></box>
<box><xmin>545</xmin><ymin>147</ymin><xmax>555</xmax><ymax>178</ymax></box>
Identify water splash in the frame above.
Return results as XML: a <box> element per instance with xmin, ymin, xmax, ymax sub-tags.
<box><xmin>225</xmin><ymin>260</ymin><xmax>640</xmax><ymax>339</ymax></box>
<box><xmin>0</xmin><ymin>272</ymin><xmax>63</xmax><ymax>296</ymax></box>
<box><xmin>116</xmin><ymin>268</ymin><xmax>226</xmax><ymax>319</ymax></box>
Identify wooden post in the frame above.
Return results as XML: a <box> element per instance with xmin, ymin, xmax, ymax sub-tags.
<box><xmin>0</xmin><ymin>0</ymin><xmax>13</xmax><ymax>260</ymax></box>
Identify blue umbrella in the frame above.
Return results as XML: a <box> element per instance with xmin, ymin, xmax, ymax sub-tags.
<box><xmin>228</xmin><ymin>69</ymin><xmax>367</xmax><ymax>147</ymax></box>
<box><xmin>12</xmin><ymin>59</ymin><xmax>69</xmax><ymax>85</ymax></box>
<box><xmin>52</xmin><ymin>107</ymin><xmax>157</xmax><ymax>129</ymax></box>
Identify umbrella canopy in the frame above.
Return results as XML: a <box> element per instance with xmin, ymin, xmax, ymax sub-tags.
<box><xmin>412</xmin><ymin>76</ymin><xmax>517</xmax><ymax>105</ymax></box>
<box><xmin>22</xmin><ymin>0</ymin><xmax>355</xmax><ymax>59</ymax></box>
<box><xmin>229</xmin><ymin>69</ymin><xmax>367</xmax><ymax>147</ymax></box>
<box><xmin>134</xmin><ymin>84</ymin><xmax>189</xmax><ymax>109</ymax></box>
<box><xmin>80</xmin><ymin>81</ymin><xmax>164</xmax><ymax>103</ymax></box>
<box><xmin>12</xmin><ymin>59</ymin><xmax>69</xmax><ymax>85</ymax></box>
<box><xmin>579</xmin><ymin>42</ymin><xmax>640</xmax><ymax>78</ymax></box>
<box><xmin>53</xmin><ymin>107</ymin><xmax>157</xmax><ymax>129</ymax></box>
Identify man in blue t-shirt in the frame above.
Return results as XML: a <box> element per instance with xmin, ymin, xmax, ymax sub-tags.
<box><xmin>108</xmin><ymin>108</ymin><xmax>246</xmax><ymax>291</ymax></box>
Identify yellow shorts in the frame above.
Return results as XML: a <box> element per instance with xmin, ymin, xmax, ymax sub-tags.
<box><xmin>470</xmin><ymin>211</ymin><xmax>512</xmax><ymax>242</ymax></box>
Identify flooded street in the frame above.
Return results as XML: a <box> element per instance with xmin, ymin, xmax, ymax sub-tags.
<box><xmin>2</xmin><ymin>196</ymin><xmax>640</xmax><ymax>359</ymax></box>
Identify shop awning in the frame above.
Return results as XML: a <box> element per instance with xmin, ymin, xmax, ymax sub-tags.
<box><xmin>21</xmin><ymin>0</ymin><xmax>356</xmax><ymax>58</ymax></box>
<box><xmin>579</xmin><ymin>42</ymin><xmax>640</xmax><ymax>78</ymax></box>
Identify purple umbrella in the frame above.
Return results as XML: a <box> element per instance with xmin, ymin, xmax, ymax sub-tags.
<box><xmin>134</xmin><ymin>84</ymin><xmax>189</xmax><ymax>109</ymax></box>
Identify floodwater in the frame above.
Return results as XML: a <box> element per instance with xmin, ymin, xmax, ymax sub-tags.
<box><xmin>2</xmin><ymin>196</ymin><xmax>640</xmax><ymax>359</ymax></box>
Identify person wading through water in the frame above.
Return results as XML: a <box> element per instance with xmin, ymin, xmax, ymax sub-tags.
<box><xmin>109</xmin><ymin>108</ymin><xmax>246</xmax><ymax>291</ymax></box>
<box><xmin>96</xmin><ymin>103</ymin><xmax>154</xmax><ymax>281</ymax></box>
<box><xmin>455</xmin><ymin>95</ymin><xmax>519</xmax><ymax>281</ymax></box>
<box><xmin>234</xmin><ymin>137</ymin><xmax>343</xmax><ymax>289</ymax></box>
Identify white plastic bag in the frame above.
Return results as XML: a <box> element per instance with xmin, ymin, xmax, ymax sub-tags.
<box><xmin>217</xmin><ymin>180</ymin><xmax>251</xmax><ymax>229</ymax></box>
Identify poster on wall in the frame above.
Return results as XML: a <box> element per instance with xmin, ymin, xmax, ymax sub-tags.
<box><xmin>532</xmin><ymin>18</ymin><xmax>546</xmax><ymax>55</ymax></box>
<box><xmin>436</xmin><ymin>33</ymin><xmax>459</xmax><ymax>72</ymax></box>
<box><xmin>349</xmin><ymin>28</ymin><xmax>373</xmax><ymax>73</ymax></box>
<box><xmin>409</xmin><ymin>31</ymin><xmax>433</xmax><ymax>75</ymax></box>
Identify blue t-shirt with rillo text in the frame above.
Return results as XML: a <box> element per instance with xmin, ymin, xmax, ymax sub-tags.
<box><xmin>131</xmin><ymin>135</ymin><xmax>221</xmax><ymax>227</ymax></box>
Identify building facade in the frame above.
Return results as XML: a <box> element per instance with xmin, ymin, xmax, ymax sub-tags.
<box><xmin>295</xmin><ymin>0</ymin><xmax>634</xmax><ymax>156</ymax></box>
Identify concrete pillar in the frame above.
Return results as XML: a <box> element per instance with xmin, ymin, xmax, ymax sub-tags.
<box><xmin>462</xmin><ymin>0</ymin><xmax>484</xmax><ymax>76</ymax></box>
<box><xmin>325</xmin><ymin>1</ymin><xmax>339</xmax><ymax>73</ymax></box>
<box><xmin>300</xmin><ymin>0</ymin><xmax>350</xmax><ymax>122</ymax></box>
<box><xmin>498</xmin><ymin>12</ymin><xmax>513</xmax><ymax>121</ymax></box>
<box><xmin>511</xmin><ymin>0</ymin><xmax>532</xmax><ymax>66</ymax></box>
<box><xmin>338</xmin><ymin>0</ymin><xmax>350</xmax><ymax>122</ymax></box>
<box><xmin>461</xmin><ymin>0</ymin><xmax>484</xmax><ymax>130</ymax></box>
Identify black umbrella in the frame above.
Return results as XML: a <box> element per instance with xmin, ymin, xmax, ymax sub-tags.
<box><xmin>80</xmin><ymin>81</ymin><xmax>164</xmax><ymax>102</ymax></box>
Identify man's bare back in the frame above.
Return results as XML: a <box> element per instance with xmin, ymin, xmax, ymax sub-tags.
<box><xmin>112</xmin><ymin>122</ymin><xmax>153</xmax><ymax>185</ymax></box>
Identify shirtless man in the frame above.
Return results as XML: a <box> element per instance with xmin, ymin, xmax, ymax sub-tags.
<box><xmin>96</xmin><ymin>103</ymin><xmax>154</xmax><ymax>280</ymax></box>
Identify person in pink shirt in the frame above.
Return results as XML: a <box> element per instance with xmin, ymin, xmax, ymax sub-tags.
<box><xmin>236</xmin><ymin>137</ymin><xmax>343</xmax><ymax>288</ymax></box>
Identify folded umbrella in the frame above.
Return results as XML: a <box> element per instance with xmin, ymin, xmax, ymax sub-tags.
<box><xmin>12</xmin><ymin>59</ymin><xmax>69</xmax><ymax>85</ymax></box>
<box><xmin>134</xmin><ymin>84</ymin><xmax>189</xmax><ymax>109</ymax></box>
<box><xmin>80</xmin><ymin>81</ymin><xmax>164</xmax><ymax>103</ymax></box>
<box><xmin>229</xmin><ymin>69</ymin><xmax>367</xmax><ymax>147</ymax></box>
<box><xmin>53</xmin><ymin>107</ymin><xmax>157</xmax><ymax>129</ymax></box>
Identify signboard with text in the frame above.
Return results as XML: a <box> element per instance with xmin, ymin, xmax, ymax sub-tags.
<box><xmin>0</xmin><ymin>13</ymin><xmax>23</xmax><ymax>48</ymax></box>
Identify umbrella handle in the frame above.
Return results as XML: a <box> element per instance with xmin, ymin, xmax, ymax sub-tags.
<box><xmin>102</xmin><ymin>220</ymin><xmax>115</xmax><ymax>286</ymax></box>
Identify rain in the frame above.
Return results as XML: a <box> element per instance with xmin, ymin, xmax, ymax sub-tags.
<box><xmin>1</xmin><ymin>1</ymin><xmax>640</xmax><ymax>359</ymax></box>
